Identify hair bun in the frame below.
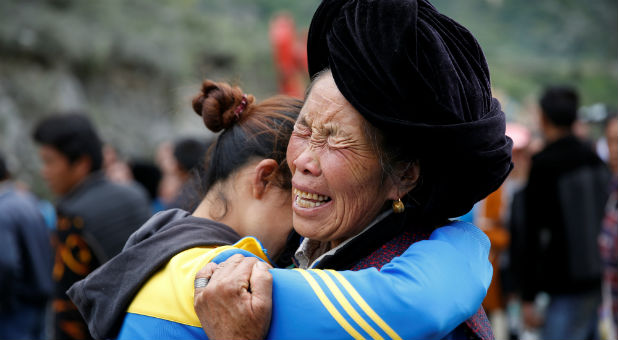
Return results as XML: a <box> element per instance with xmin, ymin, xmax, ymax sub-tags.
<box><xmin>192</xmin><ymin>80</ymin><xmax>255</xmax><ymax>132</ymax></box>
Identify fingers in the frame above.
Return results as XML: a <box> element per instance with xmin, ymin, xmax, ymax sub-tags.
<box><xmin>209</xmin><ymin>255</ymin><xmax>252</xmax><ymax>292</ymax></box>
<box><xmin>193</xmin><ymin>255</ymin><xmax>274</xmax><ymax>340</ymax></box>
<box><xmin>194</xmin><ymin>254</ymin><xmax>246</xmax><ymax>308</ymax></box>
<box><xmin>194</xmin><ymin>254</ymin><xmax>250</xmax><ymax>324</ymax></box>
<box><xmin>194</xmin><ymin>261</ymin><xmax>217</xmax><ymax>324</ymax></box>
<box><xmin>215</xmin><ymin>254</ymin><xmax>248</xmax><ymax>275</ymax></box>
<box><xmin>247</xmin><ymin>261</ymin><xmax>274</xmax><ymax>339</ymax></box>
<box><xmin>195</xmin><ymin>254</ymin><xmax>270</xmax><ymax>298</ymax></box>
<box><xmin>231</xmin><ymin>257</ymin><xmax>260</xmax><ymax>292</ymax></box>
<box><xmin>205</xmin><ymin>254</ymin><xmax>243</xmax><ymax>291</ymax></box>
<box><xmin>194</xmin><ymin>262</ymin><xmax>217</xmax><ymax>295</ymax></box>
<box><xmin>248</xmin><ymin>261</ymin><xmax>273</xmax><ymax>309</ymax></box>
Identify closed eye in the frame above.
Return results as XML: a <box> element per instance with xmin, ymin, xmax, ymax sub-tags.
<box><xmin>293</xmin><ymin>123</ymin><xmax>311</xmax><ymax>137</ymax></box>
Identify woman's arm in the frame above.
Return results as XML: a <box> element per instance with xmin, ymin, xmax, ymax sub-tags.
<box><xmin>195</xmin><ymin>221</ymin><xmax>492</xmax><ymax>339</ymax></box>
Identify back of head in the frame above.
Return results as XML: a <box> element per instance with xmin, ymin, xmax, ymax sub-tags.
<box><xmin>192</xmin><ymin>80</ymin><xmax>302</xmax><ymax>194</ymax></box>
<box><xmin>173</xmin><ymin>138</ymin><xmax>210</xmax><ymax>174</ymax></box>
<box><xmin>129</xmin><ymin>160</ymin><xmax>162</xmax><ymax>200</ymax></box>
<box><xmin>0</xmin><ymin>153</ymin><xmax>7</xmax><ymax>181</ymax></box>
<box><xmin>540</xmin><ymin>86</ymin><xmax>579</xmax><ymax>128</ymax></box>
<box><xmin>32</xmin><ymin>113</ymin><xmax>103</xmax><ymax>173</ymax></box>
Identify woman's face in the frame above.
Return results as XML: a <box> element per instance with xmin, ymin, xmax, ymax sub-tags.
<box><xmin>252</xmin><ymin>185</ymin><xmax>294</xmax><ymax>260</ymax></box>
<box><xmin>287</xmin><ymin>73</ymin><xmax>398</xmax><ymax>247</ymax></box>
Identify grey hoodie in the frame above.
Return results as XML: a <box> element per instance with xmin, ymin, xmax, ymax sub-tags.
<box><xmin>67</xmin><ymin>209</ymin><xmax>240</xmax><ymax>340</ymax></box>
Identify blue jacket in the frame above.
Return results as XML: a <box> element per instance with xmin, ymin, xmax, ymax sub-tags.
<box><xmin>115</xmin><ymin>220</ymin><xmax>491</xmax><ymax>340</ymax></box>
<box><xmin>0</xmin><ymin>183</ymin><xmax>53</xmax><ymax>309</ymax></box>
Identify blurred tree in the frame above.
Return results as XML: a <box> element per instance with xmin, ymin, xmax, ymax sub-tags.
<box><xmin>0</xmin><ymin>0</ymin><xmax>615</xmax><ymax>197</ymax></box>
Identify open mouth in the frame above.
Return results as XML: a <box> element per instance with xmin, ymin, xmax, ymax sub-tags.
<box><xmin>293</xmin><ymin>188</ymin><xmax>332</xmax><ymax>208</ymax></box>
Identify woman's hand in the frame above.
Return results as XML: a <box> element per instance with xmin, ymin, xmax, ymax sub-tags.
<box><xmin>193</xmin><ymin>254</ymin><xmax>274</xmax><ymax>340</ymax></box>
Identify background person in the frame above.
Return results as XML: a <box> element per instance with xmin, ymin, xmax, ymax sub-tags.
<box><xmin>521</xmin><ymin>86</ymin><xmax>611</xmax><ymax>340</ymax></box>
<box><xmin>156</xmin><ymin>141</ymin><xmax>183</xmax><ymax>209</ymax></box>
<box><xmin>0</xmin><ymin>153</ymin><xmax>53</xmax><ymax>340</ymax></box>
<box><xmin>102</xmin><ymin>144</ymin><xmax>133</xmax><ymax>185</ymax></box>
<box><xmin>32</xmin><ymin>113</ymin><xmax>151</xmax><ymax>340</ymax></box>
<box><xmin>166</xmin><ymin>137</ymin><xmax>211</xmax><ymax>211</ymax></box>
<box><xmin>599</xmin><ymin>113</ymin><xmax>618</xmax><ymax>339</ymax></box>
<box><xmin>129</xmin><ymin>159</ymin><xmax>165</xmax><ymax>214</ymax></box>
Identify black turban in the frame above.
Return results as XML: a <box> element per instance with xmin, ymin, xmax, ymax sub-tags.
<box><xmin>307</xmin><ymin>0</ymin><xmax>513</xmax><ymax>221</ymax></box>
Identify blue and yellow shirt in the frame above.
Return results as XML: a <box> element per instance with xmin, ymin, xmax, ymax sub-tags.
<box><xmin>116</xmin><ymin>221</ymin><xmax>491</xmax><ymax>340</ymax></box>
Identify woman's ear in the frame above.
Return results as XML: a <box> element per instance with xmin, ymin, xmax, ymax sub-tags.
<box><xmin>387</xmin><ymin>160</ymin><xmax>421</xmax><ymax>200</ymax></box>
<box><xmin>252</xmin><ymin>159</ymin><xmax>279</xmax><ymax>199</ymax></box>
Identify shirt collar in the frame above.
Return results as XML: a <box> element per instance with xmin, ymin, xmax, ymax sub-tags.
<box><xmin>294</xmin><ymin>209</ymin><xmax>393</xmax><ymax>269</ymax></box>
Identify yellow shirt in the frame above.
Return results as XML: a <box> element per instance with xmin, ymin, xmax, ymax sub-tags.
<box><xmin>126</xmin><ymin>237</ymin><xmax>271</xmax><ymax>327</ymax></box>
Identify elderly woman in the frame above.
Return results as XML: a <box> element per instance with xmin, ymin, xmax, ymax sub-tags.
<box><xmin>194</xmin><ymin>0</ymin><xmax>512</xmax><ymax>339</ymax></box>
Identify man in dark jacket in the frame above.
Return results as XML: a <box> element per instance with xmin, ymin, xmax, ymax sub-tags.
<box><xmin>33</xmin><ymin>113</ymin><xmax>151</xmax><ymax>340</ymax></box>
<box><xmin>522</xmin><ymin>86</ymin><xmax>610</xmax><ymax>340</ymax></box>
<box><xmin>0</xmin><ymin>154</ymin><xmax>53</xmax><ymax>340</ymax></box>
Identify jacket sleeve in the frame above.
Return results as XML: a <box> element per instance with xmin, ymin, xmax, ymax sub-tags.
<box><xmin>210</xmin><ymin>222</ymin><xmax>492</xmax><ymax>340</ymax></box>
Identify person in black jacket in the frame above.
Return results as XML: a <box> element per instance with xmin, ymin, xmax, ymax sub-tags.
<box><xmin>521</xmin><ymin>86</ymin><xmax>610</xmax><ymax>340</ymax></box>
<box><xmin>33</xmin><ymin>113</ymin><xmax>151</xmax><ymax>340</ymax></box>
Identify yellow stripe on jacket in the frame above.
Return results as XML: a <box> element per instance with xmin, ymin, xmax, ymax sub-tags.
<box><xmin>126</xmin><ymin>237</ymin><xmax>271</xmax><ymax>328</ymax></box>
<box><xmin>293</xmin><ymin>269</ymin><xmax>365</xmax><ymax>340</ymax></box>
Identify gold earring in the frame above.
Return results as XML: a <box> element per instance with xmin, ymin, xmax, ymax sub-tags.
<box><xmin>392</xmin><ymin>198</ymin><xmax>405</xmax><ymax>213</ymax></box>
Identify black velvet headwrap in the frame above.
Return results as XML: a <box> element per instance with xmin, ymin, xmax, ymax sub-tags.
<box><xmin>307</xmin><ymin>0</ymin><xmax>513</xmax><ymax>221</ymax></box>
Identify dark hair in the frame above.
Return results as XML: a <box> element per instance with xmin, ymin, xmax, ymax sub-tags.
<box><xmin>540</xmin><ymin>86</ymin><xmax>579</xmax><ymax>128</ymax></box>
<box><xmin>192</xmin><ymin>80</ymin><xmax>302</xmax><ymax>217</ymax></box>
<box><xmin>361</xmin><ymin>118</ymin><xmax>430</xmax><ymax>215</ymax></box>
<box><xmin>173</xmin><ymin>138</ymin><xmax>210</xmax><ymax>174</ymax></box>
<box><xmin>0</xmin><ymin>153</ymin><xmax>8</xmax><ymax>181</ymax></box>
<box><xmin>32</xmin><ymin>113</ymin><xmax>103</xmax><ymax>173</ymax></box>
<box><xmin>129</xmin><ymin>160</ymin><xmax>162</xmax><ymax>200</ymax></box>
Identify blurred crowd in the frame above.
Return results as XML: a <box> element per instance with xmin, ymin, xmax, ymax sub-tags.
<box><xmin>460</xmin><ymin>87</ymin><xmax>617</xmax><ymax>340</ymax></box>
<box><xmin>0</xmin><ymin>84</ymin><xmax>616</xmax><ymax>340</ymax></box>
<box><xmin>0</xmin><ymin>114</ymin><xmax>212</xmax><ymax>339</ymax></box>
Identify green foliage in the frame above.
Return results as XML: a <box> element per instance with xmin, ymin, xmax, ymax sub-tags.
<box><xmin>3</xmin><ymin>0</ymin><xmax>612</xmax><ymax>104</ymax></box>
<box><xmin>433</xmin><ymin>0</ymin><xmax>618</xmax><ymax>107</ymax></box>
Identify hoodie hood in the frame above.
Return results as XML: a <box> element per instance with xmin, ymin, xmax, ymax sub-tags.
<box><xmin>67</xmin><ymin>209</ymin><xmax>240</xmax><ymax>339</ymax></box>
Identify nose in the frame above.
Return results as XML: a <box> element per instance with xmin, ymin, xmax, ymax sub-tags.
<box><xmin>293</xmin><ymin>147</ymin><xmax>321</xmax><ymax>177</ymax></box>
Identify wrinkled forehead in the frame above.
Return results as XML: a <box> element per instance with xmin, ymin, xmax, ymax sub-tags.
<box><xmin>299</xmin><ymin>73</ymin><xmax>356</xmax><ymax>126</ymax></box>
